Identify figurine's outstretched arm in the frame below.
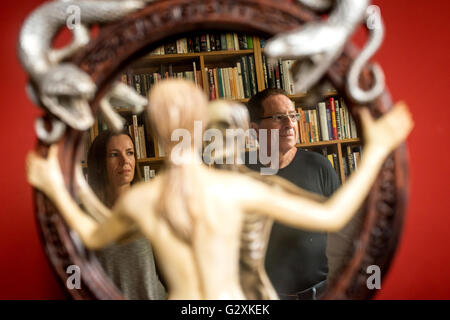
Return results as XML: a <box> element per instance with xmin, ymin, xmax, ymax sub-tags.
<box><xmin>74</xmin><ymin>164</ymin><xmax>111</xmax><ymax>222</ymax></box>
<box><xmin>243</xmin><ymin>103</ymin><xmax>413</xmax><ymax>232</ymax></box>
<box><xmin>26</xmin><ymin>145</ymin><xmax>133</xmax><ymax>249</ymax></box>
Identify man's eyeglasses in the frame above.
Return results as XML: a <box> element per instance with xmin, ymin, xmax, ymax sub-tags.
<box><xmin>260</xmin><ymin>113</ymin><xmax>300</xmax><ymax>123</ymax></box>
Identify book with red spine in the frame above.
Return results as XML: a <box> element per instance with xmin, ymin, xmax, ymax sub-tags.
<box><xmin>208</xmin><ymin>69</ymin><xmax>216</xmax><ymax>100</ymax></box>
<box><xmin>329</xmin><ymin>97</ymin><xmax>339</xmax><ymax>140</ymax></box>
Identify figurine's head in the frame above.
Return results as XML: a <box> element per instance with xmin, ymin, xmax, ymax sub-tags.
<box><xmin>206</xmin><ymin>100</ymin><xmax>250</xmax><ymax>165</ymax></box>
<box><xmin>147</xmin><ymin>79</ymin><xmax>208</xmax><ymax>157</ymax></box>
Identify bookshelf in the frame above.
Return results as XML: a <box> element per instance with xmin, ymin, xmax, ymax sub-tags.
<box><xmin>82</xmin><ymin>32</ymin><xmax>361</xmax><ymax>184</ymax></box>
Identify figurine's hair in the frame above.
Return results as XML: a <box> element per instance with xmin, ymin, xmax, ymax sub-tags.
<box><xmin>147</xmin><ymin>79</ymin><xmax>208</xmax><ymax>244</ymax></box>
<box><xmin>147</xmin><ymin>78</ymin><xmax>208</xmax><ymax>155</ymax></box>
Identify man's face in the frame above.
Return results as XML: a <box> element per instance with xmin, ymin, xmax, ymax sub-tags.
<box><xmin>254</xmin><ymin>94</ymin><xmax>298</xmax><ymax>154</ymax></box>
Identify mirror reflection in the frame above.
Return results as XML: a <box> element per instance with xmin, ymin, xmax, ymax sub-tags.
<box><xmin>79</xmin><ymin>31</ymin><xmax>363</xmax><ymax>300</ymax></box>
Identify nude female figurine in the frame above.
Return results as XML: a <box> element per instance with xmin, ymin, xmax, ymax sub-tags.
<box><xmin>27</xmin><ymin>79</ymin><xmax>413</xmax><ymax>300</ymax></box>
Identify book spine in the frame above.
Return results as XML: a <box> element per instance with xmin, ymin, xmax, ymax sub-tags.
<box><xmin>233</xmin><ymin>33</ymin><xmax>239</xmax><ymax>50</ymax></box>
<box><xmin>354</xmin><ymin>150</ymin><xmax>361</xmax><ymax>169</ymax></box>
<box><xmin>138</xmin><ymin>126</ymin><xmax>147</xmax><ymax>159</ymax></box>
<box><xmin>193</xmin><ymin>61</ymin><xmax>198</xmax><ymax>87</ymax></box>
<box><xmin>335</xmin><ymin>99</ymin><xmax>342</xmax><ymax>140</ymax></box>
<box><xmin>208</xmin><ymin>69</ymin><xmax>216</xmax><ymax>100</ymax></box>
<box><xmin>347</xmin><ymin>145</ymin><xmax>355</xmax><ymax>173</ymax></box>
<box><xmin>248</xmin><ymin>55</ymin><xmax>257</xmax><ymax>96</ymax></box>
<box><xmin>261</xmin><ymin>54</ymin><xmax>269</xmax><ymax>89</ymax></box>
<box><xmin>304</xmin><ymin>111</ymin><xmax>310</xmax><ymax>142</ymax></box>
<box><xmin>200</xmin><ymin>34</ymin><xmax>208</xmax><ymax>52</ymax></box>
<box><xmin>227</xmin><ymin>67</ymin><xmax>234</xmax><ymax>99</ymax></box>
<box><xmin>214</xmin><ymin>32</ymin><xmax>221</xmax><ymax>51</ymax></box>
<box><xmin>226</xmin><ymin>33</ymin><xmax>234</xmax><ymax>50</ymax></box>
<box><xmin>220</xmin><ymin>34</ymin><xmax>227</xmax><ymax>50</ymax></box>
<box><xmin>187</xmin><ymin>37</ymin><xmax>194</xmax><ymax>53</ymax></box>
<box><xmin>313</xmin><ymin>108</ymin><xmax>321</xmax><ymax>142</ymax></box>
<box><xmin>311</xmin><ymin>110</ymin><xmax>318</xmax><ymax>142</ymax></box>
<box><xmin>194</xmin><ymin>36</ymin><xmax>201</xmax><ymax>52</ymax></box>
<box><xmin>327</xmin><ymin>154</ymin><xmax>334</xmax><ymax>168</ymax></box>
<box><xmin>176</xmin><ymin>39</ymin><xmax>182</xmax><ymax>54</ymax></box>
<box><xmin>224</xmin><ymin>68</ymin><xmax>230</xmax><ymax>99</ymax></box>
<box><xmin>247</xmin><ymin>36</ymin><xmax>254</xmax><ymax>49</ymax></box>
<box><xmin>236</xmin><ymin>63</ymin><xmax>245</xmax><ymax>99</ymax></box>
<box><xmin>345</xmin><ymin>101</ymin><xmax>351</xmax><ymax>139</ymax></box>
<box><xmin>278</xmin><ymin>59</ymin><xmax>285</xmax><ymax>92</ymax></box>
<box><xmin>217</xmin><ymin>68</ymin><xmax>224</xmax><ymax>98</ymax></box>
<box><xmin>329</xmin><ymin>97</ymin><xmax>339</xmax><ymax>140</ymax></box>
<box><xmin>132</xmin><ymin>115</ymin><xmax>141</xmax><ymax>159</ymax></box>
<box><xmin>157</xmin><ymin>139</ymin><xmax>166</xmax><ymax>158</ymax></box>
<box><xmin>238</xmin><ymin>34</ymin><xmax>247</xmax><ymax>50</ymax></box>
<box><xmin>340</xmin><ymin>104</ymin><xmax>346</xmax><ymax>139</ymax></box>
<box><xmin>342</xmin><ymin>153</ymin><xmax>349</xmax><ymax>177</ymax></box>
<box><xmin>274</xmin><ymin>62</ymin><xmax>281</xmax><ymax>89</ymax></box>
<box><xmin>259</xmin><ymin>38</ymin><xmax>266</xmax><ymax>48</ymax></box>
<box><xmin>286</xmin><ymin>60</ymin><xmax>295</xmax><ymax>95</ymax></box>
<box><xmin>134</xmin><ymin>74</ymin><xmax>142</xmax><ymax>95</ymax></box>
<box><xmin>332</xmin><ymin>153</ymin><xmax>340</xmax><ymax>181</ymax></box>
<box><xmin>206</xmin><ymin>33</ymin><xmax>211</xmax><ymax>51</ymax></box>
<box><xmin>267</xmin><ymin>58</ymin><xmax>275</xmax><ymax>88</ymax></box>
<box><xmin>303</xmin><ymin>109</ymin><xmax>309</xmax><ymax>144</ymax></box>
<box><xmin>182</xmin><ymin>38</ymin><xmax>188</xmax><ymax>53</ymax></box>
<box><xmin>213</xmin><ymin>68</ymin><xmax>219</xmax><ymax>100</ymax></box>
<box><xmin>144</xmin><ymin>165</ymin><xmax>150</xmax><ymax>182</ymax></box>
<box><xmin>240</xmin><ymin>56</ymin><xmax>251</xmax><ymax>98</ymax></box>
<box><xmin>209</xmin><ymin>34</ymin><xmax>216</xmax><ymax>51</ymax></box>
<box><xmin>318</xmin><ymin>102</ymin><xmax>329</xmax><ymax>141</ymax></box>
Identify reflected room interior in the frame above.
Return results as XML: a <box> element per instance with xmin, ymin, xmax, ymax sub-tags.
<box><xmin>78</xmin><ymin>30</ymin><xmax>364</xmax><ymax>300</ymax></box>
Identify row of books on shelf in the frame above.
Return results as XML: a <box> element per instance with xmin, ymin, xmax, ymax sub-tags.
<box><xmin>150</xmin><ymin>33</ymin><xmax>255</xmax><ymax>55</ymax></box>
<box><xmin>261</xmin><ymin>56</ymin><xmax>297</xmax><ymax>95</ymax></box>
<box><xmin>341</xmin><ymin>145</ymin><xmax>362</xmax><ymax>177</ymax></box>
<box><xmin>142</xmin><ymin>166</ymin><xmax>156</xmax><ymax>181</ymax></box>
<box><xmin>128</xmin><ymin>115</ymin><xmax>168</xmax><ymax>160</ymax></box>
<box><xmin>315</xmin><ymin>145</ymin><xmax>362</xmax><ymax>182</ymax></box>
<box><xmin>121</xmin><ymin>62</ymin><xmax>202</xmax><ymax>99</ymax></box>
<box><xmin>296</xmin><ymin>97</ymin><xmax>358</xmax><ymax>144</ymax></box>
<box><xmin>205</xmin><ymin>56</ymin><xmax>257</xmax><ymax>100</ymax></box>
<box><xmin>127</xmin><ymin>115</ymin><xmax>148</xmax><ymax>160</ymax></box>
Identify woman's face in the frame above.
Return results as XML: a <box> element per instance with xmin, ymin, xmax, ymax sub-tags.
<box><xmin>106</xmin><ymin>134</ymin><xmax>136</xmax><ymax>189</ymax></box>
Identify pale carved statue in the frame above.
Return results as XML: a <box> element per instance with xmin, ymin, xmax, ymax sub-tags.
<box><xmin>206</xmin><ymin>100</ymin><xmax>327</xmax><ymax>300</ymax></box>
<box><xmin>27</xmin><ymin>79</ymin><xmax>413</xmax><ymax>300</ymax></box>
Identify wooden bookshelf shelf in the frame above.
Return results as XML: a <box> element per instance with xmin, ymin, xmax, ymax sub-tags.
<box><xmin>137</xmin><ymin>157</ymin><xmax>165</xmax><ymax>164</ymax></box>
<box><xmin>297</xmin><ymin>138</ymin><xmax>360</xmax><ymax>148</ymax></box>
<box><xmin>137</xmin><ymin>49</ymin><xmax>255</xmax><ymax>65</ymax></box>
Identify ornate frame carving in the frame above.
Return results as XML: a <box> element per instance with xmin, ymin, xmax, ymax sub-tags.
<box><xmin>31</xmin><ymin>0</ymin><xmax>409</xmax><ymax>299</ymax></box>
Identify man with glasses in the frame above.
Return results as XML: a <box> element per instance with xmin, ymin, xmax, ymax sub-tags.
<box><xmin>246</xmin><ymin>88</ymin><xmax>340</xmax><ymax>300</ymax></box>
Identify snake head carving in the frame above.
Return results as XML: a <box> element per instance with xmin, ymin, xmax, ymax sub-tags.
<box><xmin>39</xmin><ymin>63</ymin><xmax>96</xmax><ymax>131</ymax></box>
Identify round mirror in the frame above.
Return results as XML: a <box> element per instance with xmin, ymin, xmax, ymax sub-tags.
<box><xmin>28</xmin><ymin>0</ymin><xmax>409</xmax><ymax>300</ymax></box>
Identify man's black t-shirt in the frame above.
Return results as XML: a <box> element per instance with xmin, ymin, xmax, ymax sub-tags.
<box><xmin>246</xmin><ymin>148</ymin><xmax>340</xmax><ymax>299</ymax></box>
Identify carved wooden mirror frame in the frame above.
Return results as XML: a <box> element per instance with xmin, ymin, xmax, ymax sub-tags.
<box><xmin>31</xmin><ymin>0</ymin><xmax>409</xmax><ymax>300</ymax></box>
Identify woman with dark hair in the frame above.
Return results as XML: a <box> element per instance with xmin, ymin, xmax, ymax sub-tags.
<box><xmin>86</xmin><ymin>130</ymin><xmax>167</xmax><ymax>300</ymax></box>
<box><xmin>87</xmin><ymin>130</ymin><xmax>139</xmax><ymax>208</ymax></box>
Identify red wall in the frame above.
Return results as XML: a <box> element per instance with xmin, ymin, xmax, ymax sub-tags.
<box><xmin>0</xmin><ymin>0</ymin><xmax>449</xmax><ymax>299</ymax></box>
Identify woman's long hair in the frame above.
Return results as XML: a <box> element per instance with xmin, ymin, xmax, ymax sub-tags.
<box><xmin>147</xmin><ymin>79</ymin><xmax>208</xmax><ymax>244</ymax></box>
<box><xmin>87</xmin><ymin>129</ymin><xmax>139</xmax><ymax>207</ymax></box>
